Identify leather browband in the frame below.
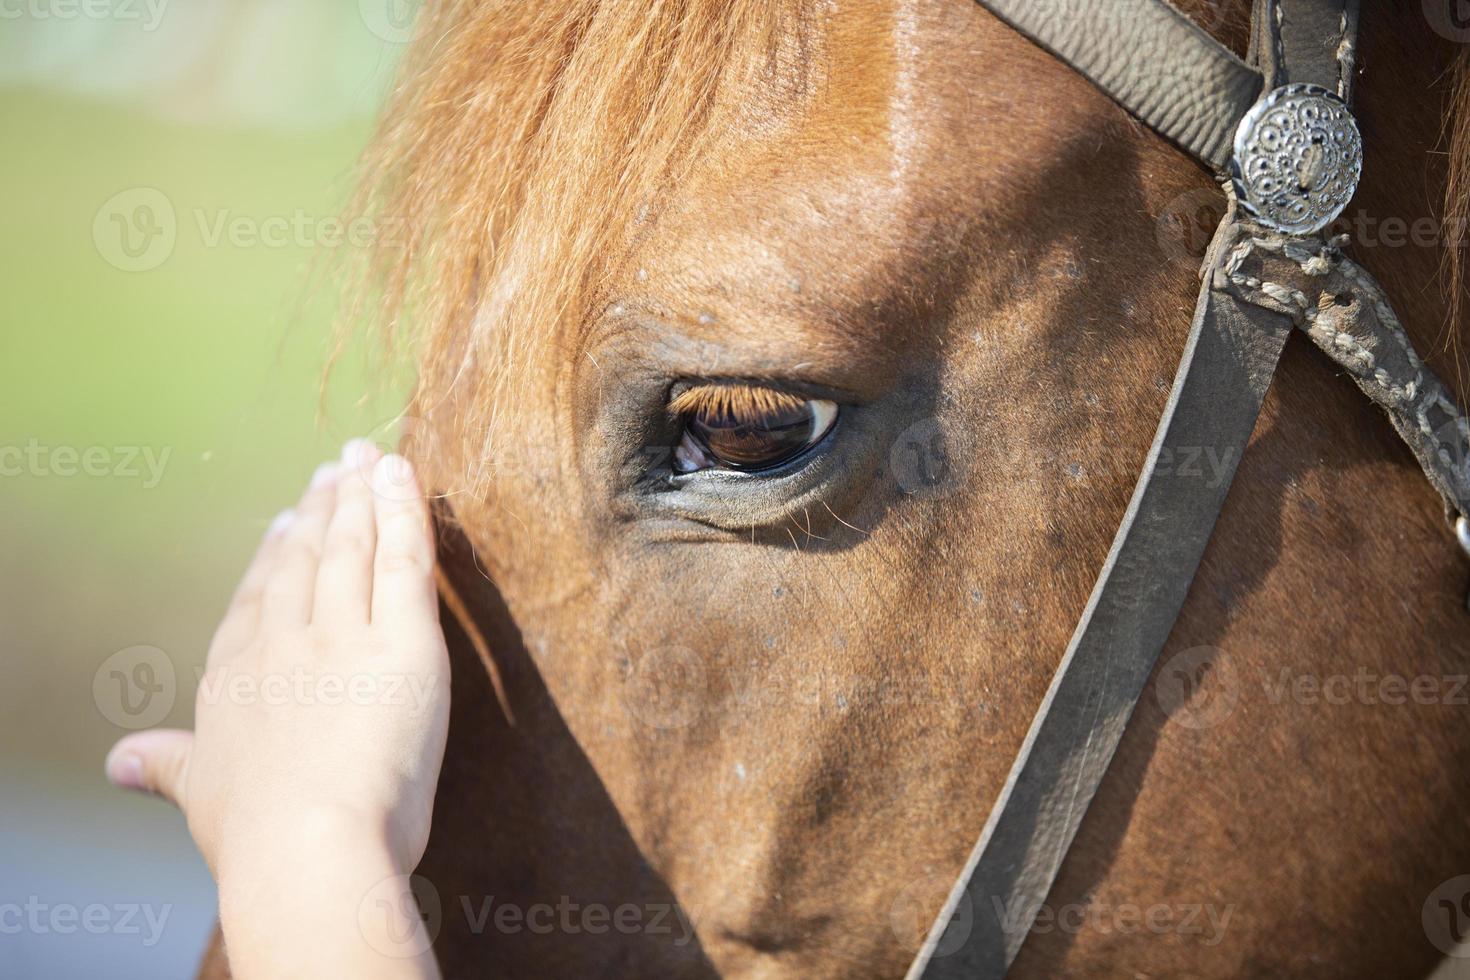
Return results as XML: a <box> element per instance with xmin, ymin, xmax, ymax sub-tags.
<box><xmin>973</xmin><ymin>0</ymin><xmax>1361</xmax><ymax>173</ymax></box>
<box><xmin>972</xmin><ymin>0</ymin><xmax>1263</xmax><ymax>170</ymax></box>
<box><xmin>1252</xmin><ymin>0</ymin><xmax>1360</xmax><ymax>96</ymax></box>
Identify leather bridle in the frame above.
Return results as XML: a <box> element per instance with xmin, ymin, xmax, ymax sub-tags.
<box><xmin>906</xmin><ymin>1</ymin><xmax>1470</xmax><ymax>976</ymax></box>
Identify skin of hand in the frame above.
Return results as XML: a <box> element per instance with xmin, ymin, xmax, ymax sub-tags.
<box><xmin>105</xmin><ymin>440</ymin><xmax>450</xmax><ymax>979</ymax></box>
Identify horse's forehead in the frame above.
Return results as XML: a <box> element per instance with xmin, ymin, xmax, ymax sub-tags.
<box><xmin>621</xmin><ymin>0</ymin><xmax>1102</xmax><ymax>338</ymax></box>
<box><xmin>454</xmin><ymin>0</ymin><xmax>1130</xmax><ymax>466</ymax></box>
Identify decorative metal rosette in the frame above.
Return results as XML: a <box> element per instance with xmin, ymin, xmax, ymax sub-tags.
<box><xmin>1231</xmin><ymin>83</ymin><xmax>1362</xmax><ymax>236</ymax></box>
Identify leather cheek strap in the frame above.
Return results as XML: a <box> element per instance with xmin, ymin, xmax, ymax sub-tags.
<box><xmin>1250</xmin><ymin>0</ymin><xmax>1359</xmax><ymax>97</ymax></box>
<box><xmin>906</xmin><ymin>206</ymin><xmax>1345</xmax><ymax>980</ymax></box>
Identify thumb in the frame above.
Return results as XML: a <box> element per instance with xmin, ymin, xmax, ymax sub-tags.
<box><xmin>106</xmin><ymin>729</ymin><xmax>194</xmax><ymax>810</ymax></box>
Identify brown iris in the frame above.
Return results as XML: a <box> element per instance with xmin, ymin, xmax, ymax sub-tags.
<box><xmin>669</xmin><ymin>384</ymin><xmax>838</xmax><ymax>473</ymax></box>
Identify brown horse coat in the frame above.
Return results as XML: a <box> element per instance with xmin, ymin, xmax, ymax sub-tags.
<box><xmin>203</xmin><ymin>1</ymin><xmax>1470</xmax><ymax>976</ymax></box>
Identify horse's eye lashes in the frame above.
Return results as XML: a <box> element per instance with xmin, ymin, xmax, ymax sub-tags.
<box><xmin>667</xmin><ymin>383</ymin><xmax>808</xmax><ymax>422</ymax></box>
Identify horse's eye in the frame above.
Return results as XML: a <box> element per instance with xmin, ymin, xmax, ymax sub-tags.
<box><xmin>669</xmin><ymin>384</ymin><xmax>838</xmax><ymax>474</ymax></box>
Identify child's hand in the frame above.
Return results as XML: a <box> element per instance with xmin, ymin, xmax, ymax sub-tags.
<box><xmin>106</xmin><ymin>441</ymin><xmax>449</xmax><ymax>978</ymax></box>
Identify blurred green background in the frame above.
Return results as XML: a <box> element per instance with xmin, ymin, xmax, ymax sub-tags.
<box><xmin>1</xmin><ymin>3</ymin><xmax>409</xmax><ymax>976</ymax></box>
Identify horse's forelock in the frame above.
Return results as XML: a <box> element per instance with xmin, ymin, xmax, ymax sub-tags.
<box><xmin>336</xmin><ymin>0</ymin><xmax>820</xmax><ymax>495</ymax></box>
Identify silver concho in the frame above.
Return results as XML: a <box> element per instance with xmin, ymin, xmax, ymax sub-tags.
<box><xmin>1230</xmin><ymin>83</ymin><xmax>1362</xmax><ymax>236</ymax></box>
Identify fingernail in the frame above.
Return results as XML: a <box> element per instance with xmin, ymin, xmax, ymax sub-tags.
<box><xmin>267</xmin><ymin>509</ymin><xmax>295</xmax><ymax>536</ymax></box>
<box><xmin>374</xmin><ymin>454</ymin><xmax>415</xmax><ymax>494</ymax></box>
<box><xmin>341</xmin><ymin>438</ymin><xmax>373</xmax><ymax>468</ymax></box>
<box><xmin>309</xmin><ymin>462</ymin><xmax>339</xmax><ymax>489</ymax></box>
<box><xmin>105</xmin><ymin>750</ymin><xmax>145</xmax><ymax>792</ymax></box>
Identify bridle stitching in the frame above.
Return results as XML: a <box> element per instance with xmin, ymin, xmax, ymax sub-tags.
<box><xmin>1333</xmin><ymin>0</ymin><xmax>1353</xmax><ymax>98</ymax></box>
